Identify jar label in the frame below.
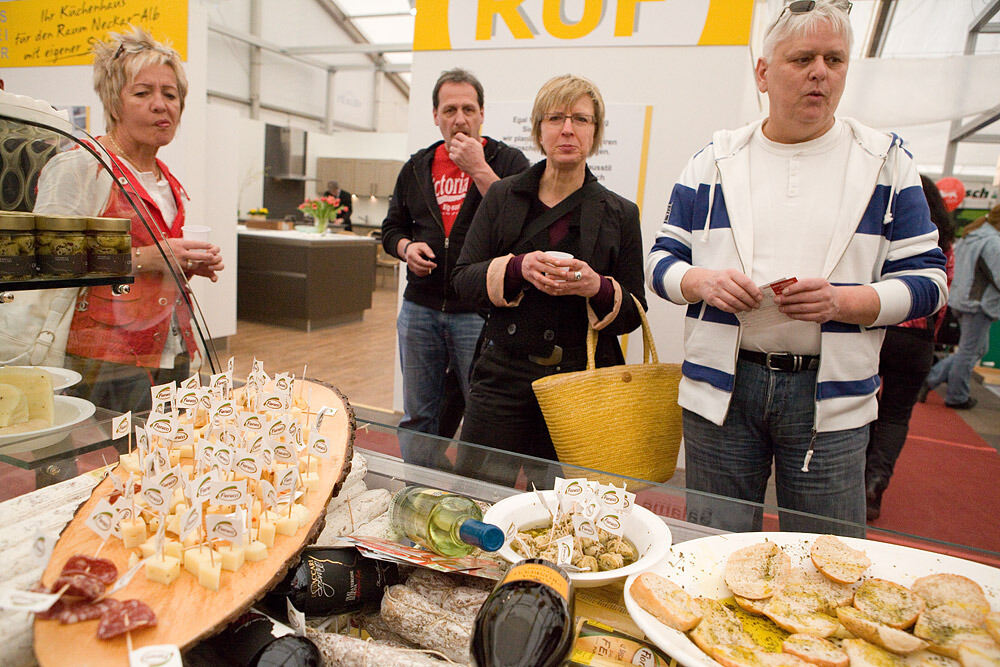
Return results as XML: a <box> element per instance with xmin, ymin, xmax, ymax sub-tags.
<box><xmin>89</xmin><ymin>252</ymin><xmax>132</xmax><ymax>275</ymax></box>
<box><xmin>500</xmin><ymin>562</ymin><xmax>570</xmax><ymax>601</ymax></box>
<box><xmin>38</xmin><ymin>253</ymin><xmax>86</xmax><ymax>276</ymax></box>
<box><xmin>0</xmin><ymin>254</ymin><xmax>34</xmax><ymax>278</ymax></box>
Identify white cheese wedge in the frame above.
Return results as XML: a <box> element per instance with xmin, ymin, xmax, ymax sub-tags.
<box><xmin>198</xmin><ymin>559</ymin><xmax>222</xmax><ymax>591</ymax></box>
<box><xmin>0</xmin><ymin>367</ymin><xmax>54</xmax><ymax>425</ymax></box>
<box><xmin>301</xmin><ymin>472</ymin><xmax>320</xmax><ymax>492</ymax></box>
<box><xmin>256</xmin><ymin>517</ymin><xmax>276</xmax><ymax>547</ymax></box>
<box><xmin>120</xmin><ymin>516</ymin><xmax>147</xmax><ymax>549</ymax></box>
<box><xmin>244</xmin><ymin>540</ymin><xmax>268</xmax><ymax>562</ymax></box>
<box><xmin>183</xmin><ymin>545</ymin><xmax>214</xmax><ymax>577</ymax></box>
<box><xmin>217</xmin><ymin>545</ymin><xmax>245</xmax><ymax>572</ymax></box>
<box><xmin>145</xmin><ymin>554</ymin><xmax>181</xmax><ymax>585</ymax></box>
<box><xmin>0</xmin><ymin>383</ymin><xmax>29</xmax><ymax>428</ymax></box>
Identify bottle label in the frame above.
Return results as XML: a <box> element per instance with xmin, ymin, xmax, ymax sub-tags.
<box><xmin>501</xmin><ymin>562</ymin><xmax>570</xmax><ymax>601</ymax></box>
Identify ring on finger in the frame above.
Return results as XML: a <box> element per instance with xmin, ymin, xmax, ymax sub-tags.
<box><xmin>186</xmin><ymin>259</ymin><xmax>193</xmax><ymax>269</ymax></box>
<box><xmin>573</xmin><ymin>270</ymin><xmax>582</xmax><ymax>282</ymax></box>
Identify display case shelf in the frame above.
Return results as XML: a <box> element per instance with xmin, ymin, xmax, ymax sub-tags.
<box><xmin>1</xmin><ymin>274</ymin><xmax>134</xmax><ymax>293</ymax></box>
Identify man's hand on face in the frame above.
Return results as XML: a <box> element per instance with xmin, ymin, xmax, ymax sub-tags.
<box><xmin>448</xmin><ymin>132</ymin><xmax>486</xmax><ymax>175</ymax></box>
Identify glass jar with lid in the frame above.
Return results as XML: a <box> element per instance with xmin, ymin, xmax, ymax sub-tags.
<box><xmin>35</xmin><ymin>214</ymin><xmax>88</xmax><ymax>277</ymax></box>
<box><xmin>86</xmin><ymin>217</ymin><xmax>132</xmax><ymax>276</ymax></box>
<box><xmin>0</xmin><ymin>211</ymin><xmax>36</xmax><ymax>280</ymax></box>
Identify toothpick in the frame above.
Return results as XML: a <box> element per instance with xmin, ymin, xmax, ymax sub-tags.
<box><xmin>300</xmin><ymin>365</ymin><xmax>307</xmax><ymax>399</ymax></box>
<box><xmin>94</xmin><ymin>538</ymin><xmax>107</xmax><ymax>559</ymax></box>
<box><xmin>126</xmin><ymin>630</ymin><xmax>133</xmax><ymax>654</ymax></box>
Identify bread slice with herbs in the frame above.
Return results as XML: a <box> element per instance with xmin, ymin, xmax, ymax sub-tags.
<box><xmin>629</xmin><ymin>571</ymin><xmax>702</xmax><ymax>632</ymax></box>
<box><xmin>854</xmin><ymin>578</ymin><xmax>926</xmax><ymax>629</ymax></box>
<box><xmin>810</xmin><ymin>535</ymin><xmax>871</xmax><ymax>584</ymax></box>
<box><xmin>725</xmin><ymin>541</ymin><xmax>792</xmax><ymax>600</ymax></box>
<box><xmin>843</xmin><ymin>638</ymin><xmax>908</xmax><ymax>667</ymax></box>
<box><xmin>782</xmin><ymin>633</ymin><xmax>850</xmax><ymax>667</ymax></box>
<box><xmin>911</xmin><ymin>574</ymin><xmax>991</xmax><ymax>624</ymax></box>
<box><xmin>837</xmin><ymin>605</ymin><xmax>930</xmax><ymax>654</ymax></box>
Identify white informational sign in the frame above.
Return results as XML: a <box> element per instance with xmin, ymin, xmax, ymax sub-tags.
<box><xmin>487</xmin><ymin>102</ymin><xmax>650</xmax><ymax>206</ymax></box>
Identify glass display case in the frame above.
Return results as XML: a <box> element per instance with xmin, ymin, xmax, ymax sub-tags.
<box><xmin>0</xmin><ymin>91</ymin><xmax>220</xmax><ymax>484</ymax></box>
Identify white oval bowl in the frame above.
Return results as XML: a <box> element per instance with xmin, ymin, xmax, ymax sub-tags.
<box><xmin>484</xmin><ymin>489</ymin><xmax>672</xmax><ymax>588</ymax></box>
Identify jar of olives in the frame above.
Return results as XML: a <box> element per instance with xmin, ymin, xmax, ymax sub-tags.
<box><xmin>86</xmin><ymin>217</ymin><xmax>132</xmax><ymax>276</ymax></box>
<box><xmin>35</xmin><ymin>215</ymin><xmax>88</xmax><ymax>277</ymax></box>
<box><xmin>0</xmin><ymin>212</ymin><xmax>36</xmax><ymax>280</ymax></box>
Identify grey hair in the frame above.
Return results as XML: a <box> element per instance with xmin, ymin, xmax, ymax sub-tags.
<box><xmin>92</xmin><ymin>26</ymin><xmax>188</xmax><ymax>131</ymax></box>
<box><xmin>762</xmin><ymin>1</ymin><xmax>853</xmax><ymax>61</ymax></box>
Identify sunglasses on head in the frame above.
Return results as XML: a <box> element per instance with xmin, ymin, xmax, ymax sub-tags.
<box><xmin>767</xmin><ymin>0</ymin><xmax>853</xmax><ymax>38</ymax></box>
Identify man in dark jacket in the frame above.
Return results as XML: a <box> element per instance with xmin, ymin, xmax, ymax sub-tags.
<box><xmin>381</xmin><ymin>68</ymin><xmax>529</xmax><ymax>469</ymax></box>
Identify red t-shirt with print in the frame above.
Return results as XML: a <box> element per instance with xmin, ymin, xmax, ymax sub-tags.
<box><xmin>431</xmin><ymin>140</ymin><xmax>482</xmax><ymax>237</ymax></box>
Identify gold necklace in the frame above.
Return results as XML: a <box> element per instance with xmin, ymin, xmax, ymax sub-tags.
<box><xmin>106</xmin><ymin>133</ymin><xmax>161</xmax><ymax>179</ymax></box>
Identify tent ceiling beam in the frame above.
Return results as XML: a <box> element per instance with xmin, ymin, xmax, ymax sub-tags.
<box><xmin>942</xmin><ymin>0</ymin><xmax>1000</xmax><ymax>176</ymax></box>
<box><xmin>863</xmin><ymin>0</ymin><xmax>897</xmax><ymax>58</ymax></box>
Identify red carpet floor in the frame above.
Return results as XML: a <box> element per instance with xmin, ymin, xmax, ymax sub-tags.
<box><xmin>867</xmin><ymin>395</ymin><xmax>1000</xmax><ymax>561</ymax></box>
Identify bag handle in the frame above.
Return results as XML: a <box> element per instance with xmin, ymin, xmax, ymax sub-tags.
<box><xmin>585</xmin><ymin>294</ymin><xmax>656</xmax><ymax>370</ymax></box>
<box><xmin>513</xmin><ymin>180</ymin><xmax>602</xmax><ymax>250</ymax></box>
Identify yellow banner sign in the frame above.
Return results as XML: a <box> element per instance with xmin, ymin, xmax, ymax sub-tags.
<box><xmin>0</xmin><ymin>0</ymin><xmax>188</xmax><ymax>68</ymax></box>
<box><xmin>414</xmin><ymin>0</ymin><xmax>753</xmax><ymax>51</ymax></box>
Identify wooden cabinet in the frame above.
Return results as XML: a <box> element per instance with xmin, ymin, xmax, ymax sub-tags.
<box><xmin>237</xmin><ymin>230</ymin><xmax>377</xmax><ymax>331</ymax></box>
<box><xmin>316</xmin><ymin>157</ymin><xmax>403</xmax><ymax>197</ymax></box>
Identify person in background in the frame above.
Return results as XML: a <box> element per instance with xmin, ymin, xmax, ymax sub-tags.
<box><xmin>34</xmin><ymin>26</ymin><xmax>224</xmax><ymax>413</ymax></box>
<box><xmin>645</xmin><ymin>0</ymin><xmax>947</xmax><ymax>536</ymax></box>
<box><xmin>865</xmin><ymin>175</ymin><xmax>955</xmax><ymax>521</ymax></box>
<box><xmin>452</xmin><ymin>74</ymin><xmax>646</xmax><ymax>488</ymax></box>
<box><xmin>323</xmin><ymin>180</ymin><xmax>353</xmax><ymax>231</ymax></box>
<box><xmin>381</xmin><ymin>68</ymin><xmax>529</xmax><ymax>470</ymax></box>
<box><xmin>922</xmin><ymin>204</ymin><xmax>1000</xmax><ymax>410</ymax></box>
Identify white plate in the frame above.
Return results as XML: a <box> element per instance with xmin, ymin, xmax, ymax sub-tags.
<box><xmin>0</xmin><ymin>395</ymin><xmax>96</xmax><ymax>453</ymax></box>
<box><xmin>0</xmin><ymin>366</ymin><xmax>82</xmax><ymax>392</ymax></box>
<box><xmin>483</xmin><ymin>489</ymin><xmax>672</xmax><ymax>588</ymax></box>
<box><xmin>623</xmin><ymin>531</ymin><xmax>1000</xmax><ymax>667</ymax></box>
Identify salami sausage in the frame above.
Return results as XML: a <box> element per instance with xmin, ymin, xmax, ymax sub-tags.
<box><xmin>51</xmin><ymin>573</ymin><xmax>105</xmax><ymax>601</ymax></box>
<box><xmin>61</xmin><ymin>555</ymin><xmax>119</xmax><ymax>585</ymax></box>
<box><xmin>59</xmin><ymin>598</ymin><xmax>123</xmax><ymax>625</ymax></box>
<box><xmin>97</xmin><ymin>599</ymin><xmax>157</xmax><ymax>639</ymax></box>
<box><xmin>35</xmin><ymin>598</ymin><xmax>68</xmax><ymax>621</ymax></box>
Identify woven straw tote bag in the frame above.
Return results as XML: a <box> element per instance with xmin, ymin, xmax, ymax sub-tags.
<box><xmin>532</xmin><ymin>296</ymin><xmax>682</xmax><ymax>483</ymax></box>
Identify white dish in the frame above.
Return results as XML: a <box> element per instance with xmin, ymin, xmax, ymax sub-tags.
<box><xmin>623</xmin><ymin>531</ymin><xmax>1000</xmax><ymax>667</ymax></box>
<box><xmin>0</xmin><ymin>395</ymin><xmax>96</xmax><ymax>453</ymax></box>
<box><xmin>0</xmin><ymin>365</ymin><xmax>82</xmax><ymax>392</ymax></box>
<box><xmin>484</xmin><ymin>489</ymin><xmax>672</xmax><ymax>588</ymax></box>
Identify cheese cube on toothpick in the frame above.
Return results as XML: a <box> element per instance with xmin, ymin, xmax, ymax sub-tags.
<box><xmin>145</xmin><ymin>554</ymin><xmax>181</xmax><ymax>585</ymax></box>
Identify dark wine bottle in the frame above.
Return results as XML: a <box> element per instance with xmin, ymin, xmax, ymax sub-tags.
<box><xmin>189</xmin><ymin>609</ymin><xmax>321</xmax><ymax>667</ymax></box>
<box><xmin>470</xmin><ymin>558</ymin><xmax>575</xmax><ymax>667</ymax></box>
<box><xmin>262</xmin><ymin>546</ymin><xmax>400</xmax><ymax>617</ymax></box>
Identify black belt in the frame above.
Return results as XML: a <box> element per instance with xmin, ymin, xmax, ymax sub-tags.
<box><xmin>739</xmin><ymin>349</ymin><xmax>819</xmax><ymax>372</ymax></box>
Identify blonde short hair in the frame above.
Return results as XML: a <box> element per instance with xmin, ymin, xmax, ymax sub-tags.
<box><xmin>93</xmin><ymin>26</ymin><xmax>188</xmax><ymax>131</ymax></box>
<box><xmin>530</xmin><ymin>74</ymin><xmax>605</xmax><ymax>157</ymax></box>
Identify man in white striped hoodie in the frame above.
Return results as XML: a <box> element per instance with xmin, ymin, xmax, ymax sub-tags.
<box><xmin>645</xmin><ymin>0</ymin><xmax>947</xmax><ymax>536</ymax></box>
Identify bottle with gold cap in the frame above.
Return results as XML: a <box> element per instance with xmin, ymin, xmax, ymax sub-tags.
<box><xmin>35</xmin><ymin>214</ymin><xmax>87</xmax><ymax>277</ymax></box>
<box><xmin>0</xmin><ymin>211</ymin><xmax>36</xmax><ymax>280</ymax></box>
<box><xmin>86</xmin><ymin>217</ymin><xmax>132</xmax><ymax>276</ymax></box>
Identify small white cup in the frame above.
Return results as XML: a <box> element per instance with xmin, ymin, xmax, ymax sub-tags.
<box><xmin>182</xmin><ymin>225</ymin><xmax>211</xmax><ymax>243</ymax></box>
<box><xmin>545</xmin><ymin>251</ymin><xmax>573</xmax><ymax>261</ymax></box>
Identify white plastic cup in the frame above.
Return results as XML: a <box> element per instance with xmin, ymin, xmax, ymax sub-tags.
<box><xmin>545</xmin><ymin>251</ymin><xmax>573</xmax><ymax>261</ymax></box>
<box><xmin>182</xmin><ymin>225</ymin><xmax>211</xmax><ymax>243</ymax></box>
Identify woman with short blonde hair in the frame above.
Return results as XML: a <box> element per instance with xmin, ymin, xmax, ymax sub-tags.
<box><xmin>34</xmin><ymin>27</ymin><xmax>224</xmax><ymax>413</ymax></box>
<box><xmin>452</xmin><ymin>74</ymin><xmax>645</xmax><ymax>487</ymax></box>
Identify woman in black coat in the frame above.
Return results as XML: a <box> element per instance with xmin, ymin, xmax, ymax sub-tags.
<box><xmin>451</xmin><ymin>74</ymin><xmax>646</xmax><ymax>487</ymax></box>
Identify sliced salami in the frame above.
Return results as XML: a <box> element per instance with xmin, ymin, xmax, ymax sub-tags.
<box><xmin>35</xmin><ymin>598</ymin><xmax>68</xmax><ymax>621</ymax></box>
<box><xmin>59</xmin><ymin>598</ymin><xmax>123</xmax><ymax>625</ymax></box>
<box><xmin>51</xmin><ymin>572</ymin><xmax>105</xmax><ymax>601</ymax></box>
<box><xmin>61</xmin><ymin>555</ymin><xmax>119</xmax><ymax>585</ymax></box>
<box><xmin>97</xmin><ymin>599</ymin><xmax>157</xmax><ymax>640</ymax></box>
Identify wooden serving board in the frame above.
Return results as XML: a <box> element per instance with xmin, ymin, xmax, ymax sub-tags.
<box><xmin>34</xmin><ymin>380</ymin><xmax>355</xmax><ymax>667</ymax></box>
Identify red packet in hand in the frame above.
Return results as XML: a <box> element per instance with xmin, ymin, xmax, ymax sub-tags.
<box><xmin>736</xmin><ymin>276</ymin><xmax>798</xmax><ymax>329</ymax></box>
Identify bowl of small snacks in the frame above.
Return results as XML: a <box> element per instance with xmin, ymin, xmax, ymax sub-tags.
<box><xmin>483</xmin><ymin>481</ymin><xmax>671</xmax><ymax>587</ymax></box>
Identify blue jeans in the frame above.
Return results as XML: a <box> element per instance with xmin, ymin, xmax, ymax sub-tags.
<box><xmin>396</xmin><ymin>299</ymin><xmax>484</xmax><ymax>468</ymax></box>
<box><xmin>683</xmin><ymin>359</ymin><xmax>868</xmax><ymax>537</ymax></box>
<box><xmin>925</xmin><ymin>309</ymin><xmax>994</xmax><ymax>405</ymax></box>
